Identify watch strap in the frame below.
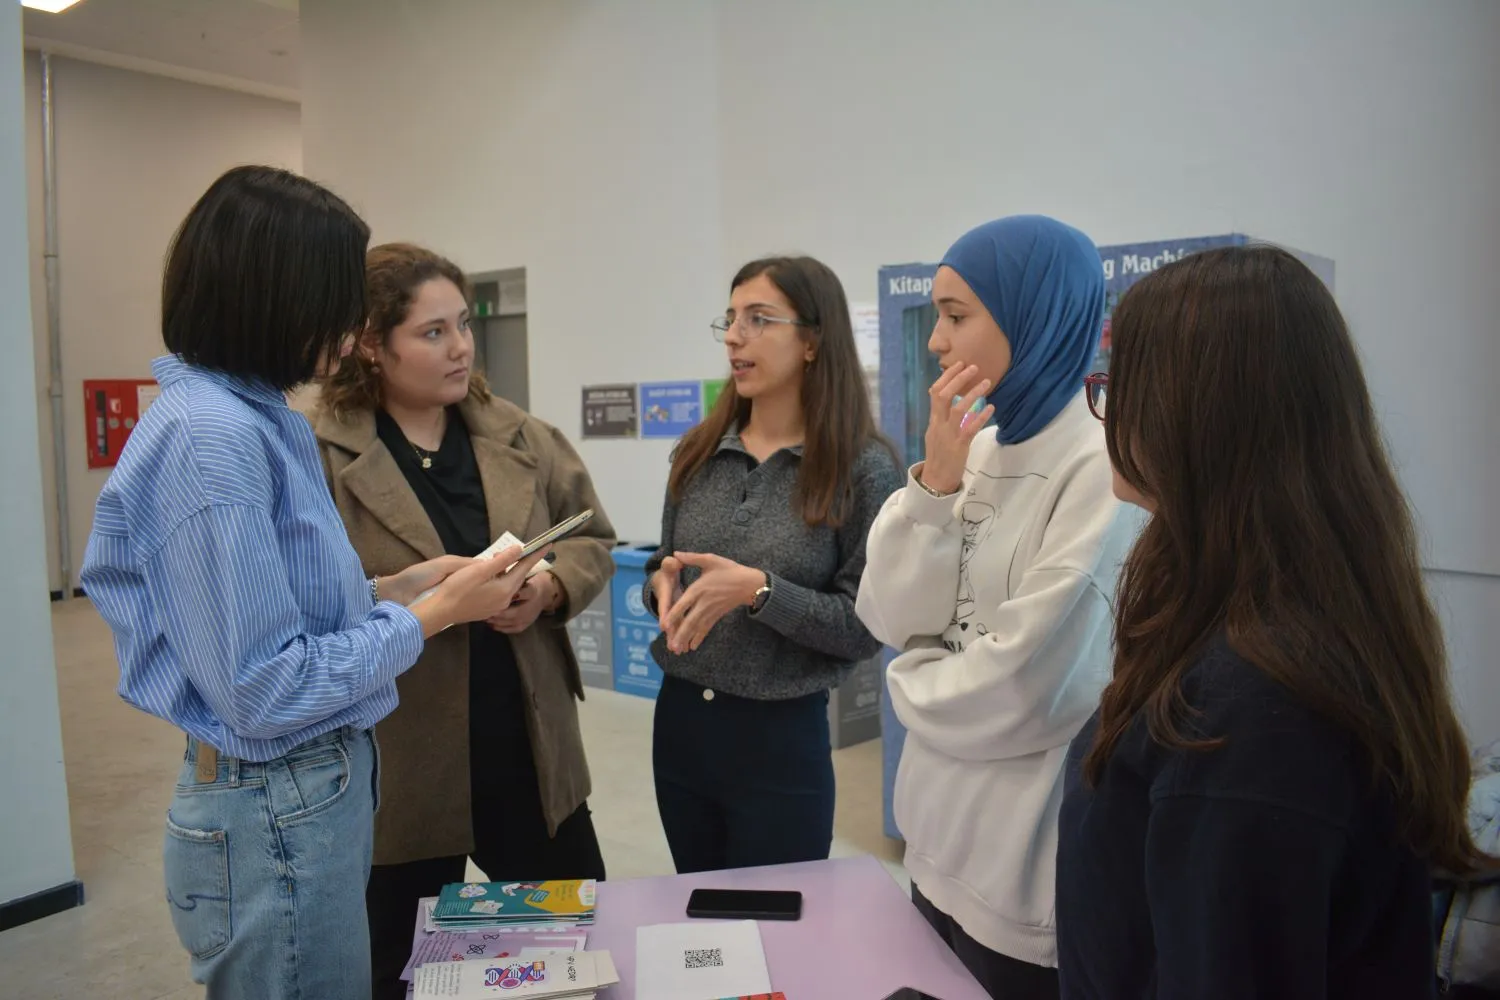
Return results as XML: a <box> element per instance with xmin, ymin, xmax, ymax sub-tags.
<box><xmin>749</xmin><ymin>581</ymin><xmax>772</xmax><ymax>615</ymax></box>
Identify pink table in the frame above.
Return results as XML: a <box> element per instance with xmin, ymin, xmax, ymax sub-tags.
<box><xmin>587</xmin><ymin>854</ymin><xmax>989</xmax><ymax>1000</ymax></box>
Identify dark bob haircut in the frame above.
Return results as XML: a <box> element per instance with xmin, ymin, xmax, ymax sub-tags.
<box><xmin>161</xmin><ymin>165</ymin><xmax>371</xmax><ymax>390</ymax></box>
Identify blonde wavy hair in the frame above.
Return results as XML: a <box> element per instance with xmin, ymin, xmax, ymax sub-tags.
<box><xmin>320</xmin><ymin>242</ymin><xmax>490</xmax><ymax>417</ymax></box>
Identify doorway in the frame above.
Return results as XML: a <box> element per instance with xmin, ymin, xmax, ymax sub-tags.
<box><xmin>467</xmin><ymin>267</ymin><xmax>529</xmax><ymax>412</ymax></box>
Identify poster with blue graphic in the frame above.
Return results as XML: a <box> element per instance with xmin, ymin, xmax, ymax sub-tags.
<box><xmin>1095</xmin><ymin>235</ymin><xmax>1335</xmax><ymax>373</ymax></box>
<box><xmin>639</xmin><ymin>381</ymin><xmax>702</xmax><ymax>439</ymax></box>
<box><xmin>877</xmin><ymin>263</ymin><xmax>940</xmax><ymax>468</ymax></box>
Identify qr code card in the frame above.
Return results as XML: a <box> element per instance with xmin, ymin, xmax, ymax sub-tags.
<box><xmin>683</xmin><ymin>947</ymin><xmax>724</xmax><ymax>969</ymax></box>
<box><xmin>636</xmin><ymin>920</ymin><xmax>771</xmax><ymax>999</ymax></box>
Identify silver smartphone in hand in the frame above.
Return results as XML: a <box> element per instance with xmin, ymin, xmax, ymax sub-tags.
<box><xmin>409</xmin><ymin>509</ymin><xmax>594</xmax><ymax>606</ymax></box>
<box><xmin>516</xmin><ymin>508</ymin><xmax>594</xmax><ymax>560</ymax></box>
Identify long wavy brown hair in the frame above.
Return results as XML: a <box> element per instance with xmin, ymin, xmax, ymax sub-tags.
<box><xmin>320</xmin><ymin>242</ymin><xmax>490</xmax><ymax>416</ymax></box>
<box><xmin>1086</xmin><ymin>245</ymin><xmax>1483</xmax><ymax>874</ymax></box>
<box><xmin>668</xmin><ymin>256</ymin><xmax>891</xmax><ymax>527</ymax></box>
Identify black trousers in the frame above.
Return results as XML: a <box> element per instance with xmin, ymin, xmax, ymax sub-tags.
<box><xmin>913</xmin><ymin>884</ymin><xmax>1060</xmax><ymax>1000</ymax></box>
<box><xmin>365</xmin><ymin>797</ymin><xmax>605</xmax><ymax>1000</ymax></box>
<box><xmin>652</xmin><ymin>674</ymin><xmax>836</xmax><ymax>874</ymax></box>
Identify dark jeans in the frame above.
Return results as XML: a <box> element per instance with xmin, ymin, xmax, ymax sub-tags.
<box><xmin>913</xmin><ymin>884</ymin><xmax>1060</xmax><ymax>1000</ymax></box>
<box><xmin>365</xmin><ymin>801</ymin><xmax>605</xmax><ymax>1000</ymax></box>
<box><xmin>652</xmin><ymin>674</ymin><xmax>835</xmax><ymax>874</ymax></box>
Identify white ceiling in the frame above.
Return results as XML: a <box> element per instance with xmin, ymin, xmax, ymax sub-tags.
<box><xmin>23</xmin><ymin>0</ymin><xmax>300</xmax><ymax>98</ymax></box>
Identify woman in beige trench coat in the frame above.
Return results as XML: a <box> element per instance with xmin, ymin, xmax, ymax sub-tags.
<box><xmin>314</xmin><ymin>243</ymin><xmax>615</xmax><ymax>1000</ymax></box>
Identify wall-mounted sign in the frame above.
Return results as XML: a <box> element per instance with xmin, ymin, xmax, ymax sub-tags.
<box><xmin>580</xmin><ymin>383</ymin><xmax>638</xmax><ymax>438</ymax></box>
<box><xmin>702</xmin><ymin>378</ymin><xmax>727</xmax><ymax>415</ymax></box>
<box><xmin>639</xmin><ymin>381</ymin><xmax>702</xmax><ymax>439</ymax></box>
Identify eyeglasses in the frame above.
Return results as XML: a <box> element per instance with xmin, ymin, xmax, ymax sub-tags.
<box><xmin>1084</xmin><ymin>372</ymin><xmax>1108</xmax><ymax>421</ymax></box>
<box><xmin>710</xmin><ymin>313</ymin><xmax>806</xmax><ymax>342</ymax></box>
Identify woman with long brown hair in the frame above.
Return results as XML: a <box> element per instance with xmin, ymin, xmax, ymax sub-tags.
<box><xmin>1056</xmin><ymin>245</ymin><xmax>1482</xmax><ymax>998</ymax></box>
<box><xmin>644</xmin><ymin>255</ymin><xmax>901</xmax><ymax>873</ymax></box>
<box><xmin>313</xmin><ymin>244</ymin><xmax>615</xmax><ymax>1000</ymax></box>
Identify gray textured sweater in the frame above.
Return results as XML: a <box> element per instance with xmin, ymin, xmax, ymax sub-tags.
<box><xmin>644</xmin><ymin>432</ymin><xmax>903</xmax><ymax>700</ymax></box>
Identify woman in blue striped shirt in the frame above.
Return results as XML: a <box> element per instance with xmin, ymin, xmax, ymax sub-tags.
<box><xmin>80</xmin><ymin>166</ymin><xmax>544</xmax><ymax>1000</ymax></box>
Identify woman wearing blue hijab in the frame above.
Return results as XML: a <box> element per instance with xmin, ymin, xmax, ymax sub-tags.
<box><xmin>857</xmin><ymin>216</ymin><xmax>1139</xmax><ymax>999</ymax></box>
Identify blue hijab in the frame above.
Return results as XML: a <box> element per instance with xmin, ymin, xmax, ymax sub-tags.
<box><xmin>940</xmin><ymin>215</ymin><xmax>1105</xmax><ymax>444</ymax></box>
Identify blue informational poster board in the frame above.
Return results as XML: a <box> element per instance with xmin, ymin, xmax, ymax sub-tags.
<box><xmin>877</xmin><ymin>264</ymin><xmax>938</xmax><ymax>470</ymax></box>
<box><xmin>874</xmin><ymin>234</ymin><xmax>1333</xmax><ymax>840</ymax></box>
<box><xmin>639</xmin><ymin>381</ymin><xmax>703</xmax><ymax>439</ymax></box>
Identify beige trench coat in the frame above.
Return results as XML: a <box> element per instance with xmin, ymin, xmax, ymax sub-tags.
<box><xmin>313</xmin><ymin>396</ymin><xmax>616</xmax><ymax>865</ymax></box>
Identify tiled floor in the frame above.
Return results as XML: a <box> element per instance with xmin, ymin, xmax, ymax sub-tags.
<box><xmin>0</xmin><ymin>600</ymin><xmax>905</xmax><ymax>999</ymax></box>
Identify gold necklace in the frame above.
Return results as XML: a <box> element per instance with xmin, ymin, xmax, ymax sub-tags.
<box><xmin>398</xmin><ymin>410</ymin><xmax>445</xmax><ymax>470</ymax></box>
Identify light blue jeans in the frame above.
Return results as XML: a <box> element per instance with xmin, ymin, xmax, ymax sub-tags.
<box><xmin>164</xmin><ymin>726</ymin><xmax>379</xmax><ymax>1000</ymax></box>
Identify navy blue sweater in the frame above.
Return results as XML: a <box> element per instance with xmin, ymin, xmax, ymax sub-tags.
<box><xmin>1056</xmin><ymin>638</ymin><xmax>1436</xmax><ymax>999</ymax></box>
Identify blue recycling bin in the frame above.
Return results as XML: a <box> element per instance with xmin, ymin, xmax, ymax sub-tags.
<box><xmin>610</xmin><ymin>544</ymin><xmax>664</xmax><ymax>698</ymax></box>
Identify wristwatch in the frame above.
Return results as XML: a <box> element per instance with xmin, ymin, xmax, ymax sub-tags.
<box><xmin>749</xmin><ymin>579</ymin><xmax>772</xmax><ymax>616</ymax></box>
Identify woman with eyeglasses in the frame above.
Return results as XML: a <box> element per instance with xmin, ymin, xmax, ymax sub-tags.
<box><xmin>856</xmin><ymin>216</ymin><xmax>1138</xmax><ymax>999</ymax></box>
<box><xmin>644</xmin><ymin>256</ymin><xmax>902</xmax><ymax>873</ymax></box>
<box><xmin>1055</xmin><ymin>246</ymin><xmax>1481</xmax><ymax>999</ymax></box>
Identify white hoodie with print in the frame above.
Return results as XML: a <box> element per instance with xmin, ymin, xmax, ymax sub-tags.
<box><xmin>856</xmin><ymin>396</ymin><xmax>1140</xmax><ymax>968</ymax></box>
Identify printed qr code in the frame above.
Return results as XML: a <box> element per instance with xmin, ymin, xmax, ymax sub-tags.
<box><xmin>683</xmin><ymin>947</ymin><xmax>724</xmax><ymax>969</ymax></box>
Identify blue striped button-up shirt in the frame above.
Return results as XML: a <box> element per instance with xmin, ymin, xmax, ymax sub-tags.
<box><xmin>80</xmin><ymin>355</ymin><xmax>424</xmax><ymax>762</ymax></box>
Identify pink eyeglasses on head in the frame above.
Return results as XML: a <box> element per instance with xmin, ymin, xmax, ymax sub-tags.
<box><xmin>1083</xmin><ymin>372</ymin><xmax>1108</xmax><ymax>422</ymax></box>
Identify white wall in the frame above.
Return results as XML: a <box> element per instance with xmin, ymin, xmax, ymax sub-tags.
<box><xmin>300</xmin><ymin>0</ymin><xmax>1500</xmax><ymax>736</ymax></box>
<box><xmin>0</xmin><ymin>3</ymin><xmax>77</xmax><ymax>907</ymax></box>
<box><xmin>301</xmin><ymin>0</ymin><xmax>726</xmax><ymax>545</ymax></box>
<box><xmin>23</xmin><ymin>55</ymin><xmax>301</xmax><ymax>592</ymax></box>
<box><xmin>712</xmin><ymin>0</ymin><xmax>1500</xmax><ymax>575</ymax></box>
<box><xmin>1431</xmin><ymin>570</ymin><xmax>1500</xmax><ymax>739</ymax></box>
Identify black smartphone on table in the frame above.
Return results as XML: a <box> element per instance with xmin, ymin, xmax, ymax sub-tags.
<box><xmin>685</xmin><ymin>887</ymin><xmax>803</xmax><ymax>921</ymax></box>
